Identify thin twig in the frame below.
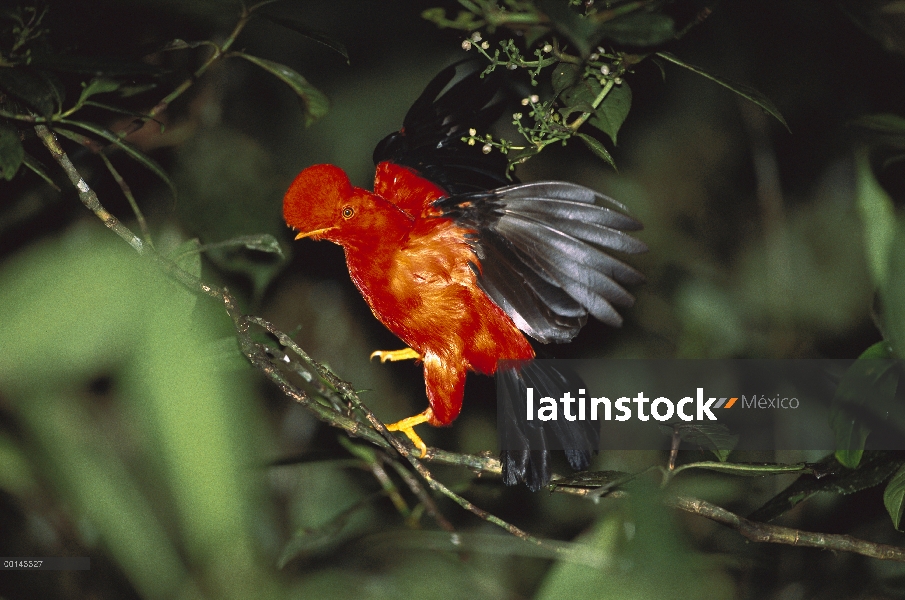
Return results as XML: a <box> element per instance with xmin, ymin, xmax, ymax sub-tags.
<box><xmin>672</xmin><ymin>2</ymin><xmax>719</xmax><ymax>40</ymax></box>
<box><xmin>382</xmin><ymin>452</ymin><xmax>455</xmax><ymax>533</ymax></box>
<box><xmin>338</xmin><ymin>437</ymin><xmax>411</xmax><ymax>519</ymax></box>
<box><xmin>35</xmin><ymin>124</ymin><xmax>145</xmax><ymax>254</ymax></box>
<box><xmin>98</xmin><ymin>152</ymin><xmax>153</xmax><ymax>248</ymax></box>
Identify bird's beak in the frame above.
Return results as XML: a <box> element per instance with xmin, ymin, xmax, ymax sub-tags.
<box><xmin>294</xmin><ymin>226</ymin><xmax>338</xmax><ymax>240</ymax></box>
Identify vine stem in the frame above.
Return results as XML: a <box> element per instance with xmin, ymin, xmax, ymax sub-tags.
<box><xmin>98</xmin><ymin>152</ymin><xmax>154</xmax><ymax>248</ymax></box>
<box><xmin>569</xmin><ymin>78</ymin><xmax>615</xmax><ymax>131</ymax></box>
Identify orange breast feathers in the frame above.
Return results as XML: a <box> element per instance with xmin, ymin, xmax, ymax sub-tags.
<box><xmin>285</xmin><ymin>162</ymin><xmax>534</xmax><ymax>426</ymax></box>
<box><xmin>346</xmin><ymin>214</ymin><xmax>534</xmax><ymax>425</ymax></box>
<box><xmin>347</xmin><ymin>175</ymin><xmax>534</xmax><ymax>369</ymax></box>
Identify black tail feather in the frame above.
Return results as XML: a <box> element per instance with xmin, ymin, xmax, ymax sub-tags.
<box><xmin>497</xmin><ymin>361</ymin><xmax>598</xmax><ymax>491</ymax></box>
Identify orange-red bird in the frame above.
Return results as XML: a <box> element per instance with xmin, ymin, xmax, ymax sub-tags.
<box><xmin>284</xmin><ymin>63</ymin><xmax>646</xmax><ymax>489</ymax></box>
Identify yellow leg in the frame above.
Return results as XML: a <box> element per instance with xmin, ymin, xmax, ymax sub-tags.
<box><xmin>386</xmin><ymin>408</ymin><xmax>433</xmax><ymax>457</ymax></box>
<box><xmin>370</xmin><ymin>348</ymin><xmax>421</xmax><ymax>363</ymax></box>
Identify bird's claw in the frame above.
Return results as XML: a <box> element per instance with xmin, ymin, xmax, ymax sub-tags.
<box><xmin>385</xmin><ymin>409</ymin><xmax>432</xmax><ymax>457</ymax></box>
<box><xmin>370</xmin><ymin>348</ymin><xmax>422</xmax><ymax>363</ymax></box>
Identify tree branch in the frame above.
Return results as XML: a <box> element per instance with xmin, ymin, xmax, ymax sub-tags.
<box><xmin>669</xmin><ymin>495</ymin><xmax>905</xmax><ymax>562</ymax></box>
<box><xmin>35</xmin><ymin>124</ymin><xmax>145</xmax><ymax>254</ymax></box>
<box><xmin>562</xmin><ymin>485</ymin><xmax>905</xmax><ymax>563</ymax></box>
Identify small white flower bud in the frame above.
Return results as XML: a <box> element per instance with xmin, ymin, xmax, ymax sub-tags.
<box><xmin>468</xmin><ymin>128</ymin><xmax>477</xmax><ymax>136</ymax></box>
<box><xmin>482</xmin><ymin>143</ymin><xmax>492</xmax><ymax>154</ymax></box>
<box><xmin>529</xmin><ymin>94</ymin><xmax>539</xmax><ymax>103</ymax></box>
<box><xmin>589</xmin><ymin>53</ymin><xmax>599</xmax><ymax>61</ymax></box>
<box><xmin>521</xmin><ymin>97</ymin><xmax>530</xmax><ymax>106</ymax></box>
<box><xmin>508</xmin><ymin>63</ymin><xmax>517</xmax><ymax>70</ymax></box>
<box><xmin>468</xmin><ymin>138</ymin><xmax>475</xmax><ymax>146</ymax></box>
<box><xmin>597</xmin><ymin>46</ymin><xmax>605</xmax><ymax>53</ymax></box>
<box><xmin>480</xmin><ymin>41</ymin><xmax>489</xmax><ymax>50</ymax></box>
<box><xmin>462</xmin><ymin>40</ymin><xmax>472</xmax><ymax>51</ymax></box>
<box><xmin>513</xmin><ymin>113</ymin><xmax>522</xmax><ymax>120</ymax></box>
<box><xmin>614</xmin><ymin>77</ymin><xmax>622</xmax><ymax>85</ymax></box>
<box><xmin>543</xmin><ymin>44</ymin><xmax>552</xmax><ymax>53</ymax></box>
<box><xmin>471</xmin><ymin>32</ymin><xmax>482</xmax><ymax>42</ymax></box>
<box><xmin>600</xmin><ymin>64</ymin><xmax>610</xmax><ymax>76</ymax></box>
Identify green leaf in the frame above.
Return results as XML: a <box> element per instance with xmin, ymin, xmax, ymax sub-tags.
<box><xmin>561</xmin><ymin>75</ymin><xmax>601</xmax><ymax>110</ymax></box>
<box><xmin>662</xmin><ymin>422</ymin><xmax>739</xmax><ymax>462</ymax></box>
<box><xmin>749</xmin><ymin>452</ymin><xmax>905</xmax><ymax>522</ymax></box>
<box><xmin>51</xmin><ymin>126</ymin><xmax>93</xmax><ymax>146</ymax></box>
<box><xmin>830</xmin><ymin>346</ymin><xmax>899</xmax><ymax>468</ymax></box>
<box><xmin>168</xmin><ymin>238</ymin><xmax>203</xmax><ymax>280</ymax></box>
<box><xmin>83</xmin><ymin>101</ymin><xmax>160</xmax><ymax>125</ymax></box>
<box><xmin>558</xmin><ymin>102</ymin><xmax>596</xmax><ymax>118</ymax></box>
<box><xmin>885</xmin><ymin>464</ymin><xmax>905</xmax><ymax>530</ymax></box>
<box><xmin>0</xmin><ymin>124</ymin><xmax>24</xmax><ymax>181</ymax></box>
<box><xmin>552</xmin><ymin>63</ymin><xmax>580</xmax><ymax>95</ymax></box>
<box><xmin>577</xmin><ymin>133</ymin><xmax>616</xmax><ymax>169</ymax></box>
<box><xmin>117</xmin><ymin>83</ymin><xmax>158</xmax><ymax>98</ymax></box>
<box><xmin>365</xmin><ymin>530</ymin><xmax>578</xmax><ymax>562</ymax></box>
<box><xmin>589</xmin><ymin>80</ymin><xmax>631</xmax><ymax>145</ymax></box>
<box><xmin>21</xmin><ymin>152</ymin><xmax>60</xmax><ymax>190</ymax></box>
<box><xmin>202</xmin><ymin>235</ymin><xmax>286</xmax><ymax>301</ymax></box>
<box><xmin>656</xmin><ymin>51</ymin><xmax>789</xmax><ymax>131</ymax></box>
<box><xmin>882</xmin><ymin>221</ymin><xmax>905</xmax><ymax>358</ymax></box>
<box><xmin>536</xmin><ymin>0</ymin><xmax>599</xmax><ymax>57</ymax></box>
<box><xmin>166</xmin><ymin>238</ymin><xmax>202</xmax><ymax>319</ymax></box>
<box><xmin>856</xmin><ymin>151</ymin><xmax>897</xmax><ymax>288</ymax></box>
<box><xmin>199</xmin><ymin>234</ymin><xmax>285</xmax><ymax>259</ymax></box>
<box><xmin>232</xmin><ymin>53</ymin><xmax>329</xmax><ymax>126</ymax></box>
<box><xmin>39</xmin><ymin>70</ymin><xmax>65</xmax><ymax>115</ymax></box>
<box><xmin>550</xmin><ymin>470</ymin><xmax>635</xmax><ymax>489</ymax></box>
<box><xmin>524</xmin><ymin>26</ymin><xmax>550</xmax><ymax>48</ymax></box>
<box><xmin>851</xmin><ymin>113</ymin><xmax>905</xmax><ymax>136</ymax></box>
<box><xmin>0</xmin><ymin>234</ymin><xmax>269</xmax><ymax>597</ymax></box>
<box><xmin>277</xmin><ymin>493</ymin><xmax>381</xmax><ymax>568</ymax></box>
<box><xmin>0</xmin><ymin>435</ymin><xmax>38</xmax><ymax>496</ymax></box>
<box><xmin>597</xmin><ymin>12</ymin><xmax>676</xmax><ymax>46</ymax></box>
<box><xmin>858</xmin><ymin>340</ymin><xmax>897</xmax><ymax>360</ymax></box>
<box><xmin>77</xmin><ymin>77</ymin><xmax>122</xmax><ymax>106</ymax></box>
<box><xmin>539</xmin><ymin>1</ymin><xmax>676</xmax><ymax>55</ymax></box>
<box><xmin>256</xmin><ymin>13</ymin><xmax>349</xmax><ymax>64</ymax></box>
<box><xmin>421</xmin><ymin>7</ymin><xmax>485</xmax><ymax>30</ymax></box>
<box><xmin>158</xmin><ymin>39</ymin><xmax>212</xmax><ymax>51</ymax></box>
<box><xmin>830</xmin><ymin>416</ymin><xmax>870</xmax><ymax>469</ymax></box>
<box><xmin>0</xmin><ymin>67</ymin><xmax>58</xmax><ymax>117</ymax></box>
<box><xmin>672</xmin><ymin>461</ymin><xmax>813</xmax><ymax>477</ymax></box>
<box><xmin>56</xmin><ymin>119</ymin><xmax>176</xmax><ymax>199</ymax></box>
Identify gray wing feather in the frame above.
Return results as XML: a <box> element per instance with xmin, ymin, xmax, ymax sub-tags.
<box><xmin>436</xmin><ymin>181</ymin><xmax>647</xmax><ymax>343</ymax></box>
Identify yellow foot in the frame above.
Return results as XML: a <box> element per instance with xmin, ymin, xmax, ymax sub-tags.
<box><xmin>386</xmin><ymin>408</ymin><xmax>433</xmax><ymax>457</ymax></box>
<box><xmin>370</xmin><ymin>348</ymin><xmax>421</xmax><ymax>363</ymax></box>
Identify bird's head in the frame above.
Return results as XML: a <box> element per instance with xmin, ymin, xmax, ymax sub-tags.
<box><xmin>284</xmin><ymin>163</ymin><xmax>389</xmax><ymax>249</ymax></box>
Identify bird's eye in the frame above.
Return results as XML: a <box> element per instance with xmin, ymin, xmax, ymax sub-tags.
<box><xmin>342</xmin><ymin>206</ymin><xmax>354</xmax><ymax>219</ymax></box>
